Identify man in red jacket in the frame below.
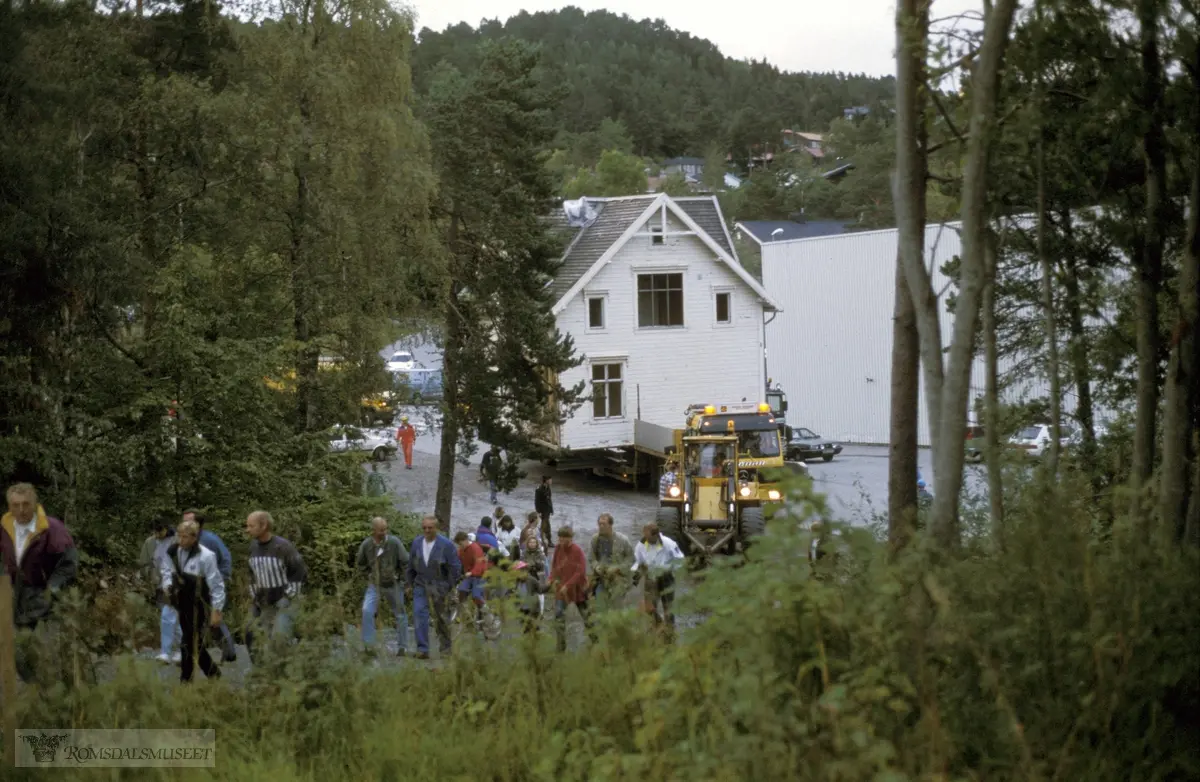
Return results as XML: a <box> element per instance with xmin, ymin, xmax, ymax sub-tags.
<box><xmin>550</xmin><ymin>526</ymin><xmax>592</xmax><ymax>652</ymax></box>
<box><xmin>1</xmin><ymin>483</ymin><xmax>78</xmax><ymax>631</ymax></box>
<box><xmin>454</xmin><ymin>531</ymin><xmax>490</xmax><ymax>634</ymax></box>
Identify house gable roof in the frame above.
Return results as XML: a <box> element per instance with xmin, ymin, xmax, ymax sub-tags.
<box><xmin>550</xmin><ymin>194</ymin><xmax>780</xmax><ymax>315</ymax></box>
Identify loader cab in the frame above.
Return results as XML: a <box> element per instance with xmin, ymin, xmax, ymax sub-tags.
<box><xmin>688</xmin><ymin>442</ymin><xmax>731</xmax><ymax>478</ymax></box>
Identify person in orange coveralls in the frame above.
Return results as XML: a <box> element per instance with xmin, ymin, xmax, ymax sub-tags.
<box><xmin>396</xmin><ymin>416</ymin><xmax>417</xmax><ymax>469</ymax></box>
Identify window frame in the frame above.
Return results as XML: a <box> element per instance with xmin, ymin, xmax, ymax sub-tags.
<box><xmin>650</xmin><ymin>225</ymin><xmax>664</xmax><ymax>246</ymax></box>
<box><xmin>713</xmin><ymin>288</ymin><xmax>733</xmax><ymax>327</ymax></box>
<box><xmin>589</xmin><ymin>361</ymin><xmax>625</xmax><ymax>421</ymax></box>
<box><xmin>635</xmin><ymin>270</ymin><xmax>686</xmax><ymax>330</ymax></box>
<box><xmin>585</xmin><ymin>292</ymin><xmax>608</xmax><ymax>332</ymax></box>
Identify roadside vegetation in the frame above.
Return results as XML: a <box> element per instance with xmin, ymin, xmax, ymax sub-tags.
<box><xmin>12</xmin><ymin>473</ymin><xmax>1200</xmax><ymax>780</ymax></box>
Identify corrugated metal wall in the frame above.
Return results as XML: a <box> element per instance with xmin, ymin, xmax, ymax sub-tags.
<box><xmin>762</xmin><ymin>223</ymin><xmax>1049</xmax><ymax>446</ymax></box>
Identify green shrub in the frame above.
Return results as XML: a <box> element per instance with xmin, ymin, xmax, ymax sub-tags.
<box><xmin>7</xmin><ymin>478</ymin><xmax>1198</xmax><ymax>781</ymax></box>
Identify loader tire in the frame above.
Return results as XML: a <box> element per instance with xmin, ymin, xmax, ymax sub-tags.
<box><xmin>656</xmin><ymin>506</ymin><xmax>689</xmax><ymax>555</ymax></box>
<box><xmin>740</xmin><ymin>507</ymin><xmax>766</xmax><ymax>547</ymax></box>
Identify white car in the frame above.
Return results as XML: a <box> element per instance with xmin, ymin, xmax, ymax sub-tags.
<box><xmin>1008</xmin><ymin>423</ymin><xmax>1076</xmax><ymax>458</ymax></box>
<box><xmin>328</xmin><ymin>425</ymin><xmax>397</xmax><ymax>462</ymax></box>
<box><xmin>385</xmin><ymin>351</ymin><xmax>415</xmax><ymax>372</ymax></box>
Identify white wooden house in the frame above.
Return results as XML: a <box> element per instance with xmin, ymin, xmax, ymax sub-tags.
<box><xmin>542</xmin><ymin>193</ymin><xmax>781</xmax><ymax>477</ymax></box>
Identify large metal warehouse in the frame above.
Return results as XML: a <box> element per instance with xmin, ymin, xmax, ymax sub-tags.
<box><xmin>761</xmin><ymin>223</ymin><xmax>1049</xmax><ymax>446</ymax></box>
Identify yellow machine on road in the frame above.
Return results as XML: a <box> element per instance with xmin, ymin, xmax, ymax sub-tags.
<box><xmin>657</xmin><ymin>402</ymin><xmax>785</xmax><ymax>556</ymax></box>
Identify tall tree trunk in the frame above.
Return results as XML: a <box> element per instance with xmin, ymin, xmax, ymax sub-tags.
<box><xmin>434</xmin><ymin>215</ymin><xmax>464</xmax><ymax>533</ymax></box>
<box><xmin>1160</xmin><ymin>43</ymin><xmax>1200</xmax><ymax>542</ymax></box>
<box><xmin>1060</xmin><ymin>212</ymin><xmax>1098</xmax><ymax>483</ymax></box>
<box><xmin>1132</xmin><ymin>0</ymin><xmax>1166</xmax><ymax>490</ymax></box>
<box><xmin>1037</xmin><ymin>123</ymin><xmax>1062</xmax><ymax>474</ymax></box>
<box><xmin>889</xmin><ymin>259</ymin><xmax>920</xmax><ymax>552</ymax></box>
<box><xmin>290</xmin><ymin>92</ymin><xmax>318</xmax><ymax>433</ymax></box>
<box><xmin>929</xmin><ymin>0</ymin><xmax>1019</xmax><ymax>547</ymax></box>
<box><xmin>894</xmin><ymin>0</ymin><xmax>943</xmax><ymax>458</ymax></box>
<box><xmin>982</xmin><ymin>227</ymin><xmax>1004</xmax><ymax>532</ymax></box>
<box><xmin>434</xmin><ymin>312</ymin><xmax>462</xmax><ymax>533</ymax></box>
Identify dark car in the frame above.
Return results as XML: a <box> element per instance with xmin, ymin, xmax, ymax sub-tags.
<box><xmin>785</xmin><ymin>427</ymin><xmax>843</xmax><ymax>462</ymax></box>
<box><xmin>964</xmin><ymin>424</ymin><xmax>986</xmax><ymax>463</ymax></box>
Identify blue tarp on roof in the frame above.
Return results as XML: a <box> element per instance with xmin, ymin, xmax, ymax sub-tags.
<box><xmin>736</xmin><ymin>220</ymin><xmax>849</xmax><ymax>243</ymax></box>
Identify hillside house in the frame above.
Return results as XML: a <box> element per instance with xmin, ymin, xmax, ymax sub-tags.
<box><xmin>543</xmin><ymin>193</ymin><xmax>781</xmax><ymax>474</ymax></box>
<box><xmin>662</xmin><ymin>157</ymin><xmax>705</xmax><ymax>178</ymax></box>
<box><xmin>781</xmin><ymin>130</ymin><xmax>825</xmax><ymax>162</ymax></box>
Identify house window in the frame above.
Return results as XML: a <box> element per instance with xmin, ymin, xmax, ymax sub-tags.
<box><xmin>715</xmin><ymin>291</ymin><xmax>731</xmax><ymax>324</ymax></box>
<box><xmin>591</xmin><ymin>363</ymin><xmax>623</xmax><ymax>419</ymax></box>
<box><xmin>637</xmin><ymin>273</ymin><xmax>683</xmax><ymax>328</ymax></box>
<box><xmin>587</xmin><ymin>296</ymin><xmax>605</xmax><ymax>329</ymax></box>
<box><xmin>650</xmin><ymin>225</ymin><xmax>664</xmax><ymax>246</ymax></box>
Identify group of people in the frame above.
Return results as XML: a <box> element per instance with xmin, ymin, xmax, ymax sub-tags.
<box><xmin>3</xmin><ymin>476</ymin><xmax>688</xmax><ymax>682</ymax></box>
<box><xmin>139</xmin><ymin>509</ymin><xmax>308</xmax><ymax>681</ymax></box>
<box><xmin>355</xmin><ymin>506</ymin><xmax>686</xmax><ymax>658</ymax></box>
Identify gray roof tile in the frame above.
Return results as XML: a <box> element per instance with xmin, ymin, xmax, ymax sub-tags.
<box><xmin>547</xmin><ymin>195</ymin><xmax>735</xmax><ymax>304</ymax></box>
<box><xmin>547</xmin><ymin>197</ymin><xmax>656</xmax><ymax>302</ymax></box>
<box><xmin>674</xmin><ymin>197</ymin><xmax>734</xmax><ymax>258</ymax></box>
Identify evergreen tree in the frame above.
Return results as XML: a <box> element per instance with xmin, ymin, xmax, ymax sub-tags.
<box><xmin>424</xmin><ymin>39</ymin><xmax>583</xmax><ymax>529</ymax></box>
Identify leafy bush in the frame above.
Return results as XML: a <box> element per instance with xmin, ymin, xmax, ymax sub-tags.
<box><xmin>7</xmin><ymin>478</ymin><xmax>1198</xmax><ymax>781</ymax></box>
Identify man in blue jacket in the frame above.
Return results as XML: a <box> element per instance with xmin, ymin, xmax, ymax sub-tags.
<box><xmin>406</xmin><ymin>514</ymin><xmax>461</xmax><ymax>659</ymax></box>
<box><xmin>183</xmin><ymin>509</ymin><xmax>237</xmax><ymax>662</ymax></box>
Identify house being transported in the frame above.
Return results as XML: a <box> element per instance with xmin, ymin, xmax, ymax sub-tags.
<box><xmin>541</xmin><ymin>193</ymin><xmax>781</xmax><ymax>483</ymax></box>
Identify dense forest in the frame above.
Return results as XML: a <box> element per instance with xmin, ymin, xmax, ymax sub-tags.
<box><xmin>413</xmin><ymin>7</ymin><xmax>895</xmax><ymax>160</ymax></box>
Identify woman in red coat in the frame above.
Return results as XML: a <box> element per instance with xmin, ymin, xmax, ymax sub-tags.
<box><xmin>549</xmin><ymin>526</ymin><xmax>592</xmax><ymax>652</ymax></box>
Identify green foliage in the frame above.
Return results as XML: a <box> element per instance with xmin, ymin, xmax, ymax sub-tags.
<box><xmin>423</xmin><ymin>38</ymin><xmax>584</xmax><ymax>512</ymax></box>
<box><xmin>656</xmin><ymin>171</ymin><xmax>691</xmax><ymax>197</ymax></box>
<box><xmin>563</xmin><ymin>148</ymin><xmax>649</xmax><ymax>198</ymax></box>
<box><xmin>0</xmin><ymin>0</ymin><xmax>434</xmax><ymax>566</ymax></box>
<box><xmin>412</xmin><ymin>8</ymin><xmax>894</xmax><ymax>160</ymax></box>
<box><xmin>10</xmin><ymin>480</ymin><xmax>1199</xmax><ymax>780</ymax></box>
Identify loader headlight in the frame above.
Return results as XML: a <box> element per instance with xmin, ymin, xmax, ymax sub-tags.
<box><xmin>668</xmin><ymin>485</ymin><xmax>681</xmax><ymax>498</ymax></box>
<box><xmin>767</xmin><ymin>489</ymin><xmax>782</xmax><ymax>501</ymax></box>
<box><xmin>738</xmin><ymin>484</ymin><xmax>752</xmax><ymax>498</ymax></box>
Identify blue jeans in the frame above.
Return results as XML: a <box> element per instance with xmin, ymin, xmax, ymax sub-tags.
<box><xmin>413</xmin><ymin>585</ymin><xmax>452</xmax><ymax>654</ymax></box>
<box><xmin>160</xmin><ymin>604</ymin><xmax>182</xmax><ymax>656</ymax></box>
<box><xmin>362</xmin><ymin>583</ymin><xmax>408</xmax><ymax>651</ymax></box>
<box><xmin>489</xmin><ymin>480</ymin><xmax>498</xmax><ymax>504</ymax></box>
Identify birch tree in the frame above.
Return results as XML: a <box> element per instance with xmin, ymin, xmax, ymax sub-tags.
<box><xmin>895</xmin><ymin>0</ymin><xmax>1020</xmax><ymax>546</ymax></box>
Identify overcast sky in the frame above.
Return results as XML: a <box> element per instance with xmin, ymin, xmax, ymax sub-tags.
<box><xmin>410</xmin><ymin>0</ymin><xmax>981</xmax><ymax>77</ymax></box>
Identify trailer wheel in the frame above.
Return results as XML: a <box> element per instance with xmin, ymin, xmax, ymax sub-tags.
<box><xmin>740</xmin><ymin>507</ymin><xmax>766</xmax><ymax>545</ymax></box>
<box><xmin>656</xmin><ymin>506</ymin><xmax>689</xmax><ymax>555</ymax></box>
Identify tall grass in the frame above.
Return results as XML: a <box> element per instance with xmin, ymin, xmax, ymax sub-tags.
<box><xmin>8</xmin><ymin>475</ymin><xmax>1200</xmax><ymax>781</ymax></box>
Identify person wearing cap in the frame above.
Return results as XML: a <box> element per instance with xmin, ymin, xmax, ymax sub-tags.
<box><xmin>549</xmin><ymin>526</ymin><xmax>591</xmax><ymax>652</ymax></box>
<box><xmin>396</xmin><ymin>416</ymin><xmax>417</xmax><ymax>470</ymax></box>
<box><xmin>917</xmin><ymin>479</ymin><xmax>933</xmax><ymax>509</ymax></box>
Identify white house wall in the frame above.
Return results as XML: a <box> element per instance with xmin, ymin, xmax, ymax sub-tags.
<box><xmin>557</xmin><ymin>212</ymin><xmax>766</xmax><ymax>450</ymax></box>
<box><xmin>762</xmin><ymin>223</ymin><xmax>1050</xmax><ymax>446</ymax></box>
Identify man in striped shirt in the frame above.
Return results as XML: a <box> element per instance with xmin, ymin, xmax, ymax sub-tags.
<box><xmin>659</xmin><ymin>467</ymin><xmax>678</xmax><ymax>499</ymax></box>
<box><xmin>244</xmin><ymin>510</ymin><xmax>307</xmax><ymax>660</ymax></box>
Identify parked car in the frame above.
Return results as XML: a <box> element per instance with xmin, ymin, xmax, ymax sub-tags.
<box><xmin>328</xmin><ymin>425</ymin><xmax>396</xmax><ymax>462</ymax></box>
<box><xmin>393</xmin><ymin>368</ymin><xmax>443</xmax><ymax>403</ymax></box>
<box><xmin>385</xmin><ymin>350</ymin><xmax>415</xmax><ymax>372</ymax></box>
<box><xmin>785</xmin><ymin>427</ymin><xmax>843</xmax><ymax>462</ymax></box>
<box><xmin>964</xmin><ymin>424</ymin><xmax>986</xmax><ymax>463</ymax></box>
<box><xmin>1008</xmin><ymin>423</ymin><xmax>1076</xmax><ymax>459</ymax></box>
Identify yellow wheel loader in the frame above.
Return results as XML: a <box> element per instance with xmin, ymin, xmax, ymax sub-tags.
<box><xmin>657</xmin><ymin>402</ymin><xmax>785</xmax><ymax>557</ymax></box>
